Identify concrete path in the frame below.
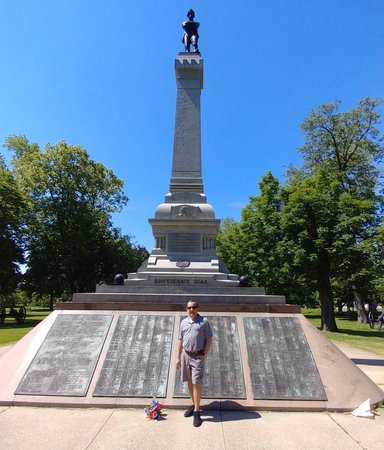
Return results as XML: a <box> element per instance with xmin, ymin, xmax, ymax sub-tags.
<box><xmin>0</xmin><ymin>343</ymin><xmax>383</xmax><ymax>450</ymax></box>
<box><xmin>0</xmin><ymin>406</ymin><xmax>383</xmax><ymax>450</ymax></box>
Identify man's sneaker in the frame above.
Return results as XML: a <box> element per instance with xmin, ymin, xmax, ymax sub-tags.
<box><xmin>193</xmin><ymin>411</ymin><xmax>202</xmax><ymax>427</ymax></box>
<box><xmin>184</xmin><ymin>405</ymin><xmax>194</xmax><ymax>418</ymax></box>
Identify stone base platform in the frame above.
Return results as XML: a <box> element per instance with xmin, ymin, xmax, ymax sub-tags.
<box><xmin>1</xmin><ymin>308</ymin><xmax>383</xmax><ymax>412</ymax></box>
<box><xmin>72</xmin><ymin>284</ymin><xmax>286</xmax><ymax>307</ymax></box>
<box><xmin>57</xmin><ymin>301</ymin><xmax>298</xmax><ymax>313</ymax></box>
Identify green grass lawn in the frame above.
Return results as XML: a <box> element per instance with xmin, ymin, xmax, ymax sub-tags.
<box><xmin>303</xmin><ymin>308</ymin><xmax>384</xmax><ymax>356</ymax></box>
<box><xmin>0</xmin><ymin>307</ymin><xmax>51</xmax><ymax>346</ymax></box>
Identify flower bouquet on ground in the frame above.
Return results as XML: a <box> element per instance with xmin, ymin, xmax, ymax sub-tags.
<box><xmin>144</xmin><ymin>400</ymin><xmax>164</xmax><ymax>420</ymax></box>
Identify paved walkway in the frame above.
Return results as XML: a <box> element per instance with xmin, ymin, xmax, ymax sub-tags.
<box><xmin>0</xmin><ymin>343</ymin><xmax>383</xmax><ymax>450</ymax></box>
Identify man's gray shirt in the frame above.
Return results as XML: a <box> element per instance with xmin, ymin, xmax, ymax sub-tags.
<box><xmin>179</xmin><ymin>315</ymin><xmax>213</xmax><ymax>352</ymax></box>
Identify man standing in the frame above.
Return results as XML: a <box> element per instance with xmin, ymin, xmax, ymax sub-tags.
<box><xmin>176</xmin><ymin>300</ymin><xmax>212</xmax><ymax>427</ymax></box>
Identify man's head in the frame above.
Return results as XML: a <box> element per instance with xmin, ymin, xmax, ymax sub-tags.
<box><xmin>187</xmin><ymin>9</ymin><xmax>195</xmax><ymax>21</ymax></box>
<box><xmin>186</xmin><ymin>300</ymin><xmax>199</xmax><ymax>319</ymax></box>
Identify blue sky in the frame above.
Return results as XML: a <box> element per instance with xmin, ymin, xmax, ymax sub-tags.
<box><xmin>1</xmin><ymin>1</ymin><xmax>383</xmax><ymax>251</ymax></box>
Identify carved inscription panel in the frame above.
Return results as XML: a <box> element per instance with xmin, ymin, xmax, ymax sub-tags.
<box><xmin>174</xmin><ymin>316</ymin><xmax>246</xmax><ymax>399</ymax></box>
<box><xmin>243</xmin><ymin>317</ymin><xmax>327</xmax><ymax>400</ymax></box>
<box><xmin>168</xmin><ymin>232</ymin><xmax>200</xmax><ymax>253</ymax></box>
<box><xmin>93</xmin><ymin>315</ymin><xmax>174</xmax><ymax>398</ymax></box>
<box><xmin>15</xmin><ymin>314</ymin><xmax>112</xmax><ymax>396</ymax></box>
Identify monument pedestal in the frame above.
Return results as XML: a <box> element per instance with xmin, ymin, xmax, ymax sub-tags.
<box><xmin>1</xmin><ymin>308</ymin><xmax>383</xmax><ymax>412</ymax></box>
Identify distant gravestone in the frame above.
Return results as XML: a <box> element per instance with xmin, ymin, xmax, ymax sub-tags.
<box><xmin>93</xmin><ymin>315</ymin><xmax>174</xmax><ymax>397</ymax></box>
<box><xmin>16</xmin><ymin>314</ymin><xmax>112</xmax><ymax>396</ymax></box>
<box><xmin>243</xmin><ymin>317</ymin><xmax>327</xmax><ymax>400</ymax></box>
<box><xmin>174</xmin><ymin>316</ymin><xmax>246</xmax><ymax>399</ymax></box>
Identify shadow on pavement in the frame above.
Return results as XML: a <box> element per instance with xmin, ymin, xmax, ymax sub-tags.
<box><xmin>352</xmin><ymin>358</ymin><xmax>384</xmax><ymax>366</ymax></box>
<box><xmin>202</xmin><ymin>410</ymin><xmax>261</xmax><ymax>423</ymax></box>
<box><xmin>202</xmin><ymin>401</ymin><xmax>262</xmax><ymax>422</ymax></box>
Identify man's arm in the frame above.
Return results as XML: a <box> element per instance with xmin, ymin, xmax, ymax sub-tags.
<box><xmin>203</xmin><ymin>336</ymin><xmax>212</xmax><ymax>356</ymax></box>
<box><xmin>176</xmin><ymin>338</ymin><xmax>183</xmax><ymax>368</ymax></box>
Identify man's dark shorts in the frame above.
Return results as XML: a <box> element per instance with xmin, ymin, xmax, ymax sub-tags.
<box><xmin>180</xmin><ymin>350</ymin><xmax>205</xmax><ymax>385</ymax></box>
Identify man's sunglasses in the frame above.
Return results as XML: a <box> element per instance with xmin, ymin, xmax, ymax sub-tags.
<box><xmin>187</xmin><ymin>306</ymin><xmax>197</xmax><ymax>310</ymax></box>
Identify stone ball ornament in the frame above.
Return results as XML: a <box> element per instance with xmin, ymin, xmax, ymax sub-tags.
<box><xmin>114</xmin><ymin>273</ymin><xmax>125</xmax><ymax>285</ymax></box>
<box><xmin>238</xmin><ymin>275</ymin><xmax>250</xmax><ymax>287</ymax></box>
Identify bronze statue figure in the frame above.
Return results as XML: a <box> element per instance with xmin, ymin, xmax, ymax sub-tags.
<box><xmin>182</xmin><ymin>9</ymin><xmax>200</xmax><ymax>53</ymax></box>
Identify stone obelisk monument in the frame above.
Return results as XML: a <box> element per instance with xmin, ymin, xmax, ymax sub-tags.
<box><xmin>74</xmin><ymin>9</ymin><xmax>285</xmax><ymax>304</ymax></box>
<box><xmin>134</xmin><ymin>52</ymin><xmax>237</xmax><ymax>284</ymax></box>
<box><xmin>124</xmin><ymin>17</ymin><xmax>238</xmax><ymax>285</ymax></box>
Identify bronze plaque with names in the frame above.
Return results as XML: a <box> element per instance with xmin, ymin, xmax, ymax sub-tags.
<box><xmin>15</xmin><ymin>314</ymin><xmax>112</xmax><ymax>396</ymax></box>
<box><xmin>93</xmin><ymin>315</ymin><xmax>174</xmax><ymax>398</ymax></box>
<box><xmin>174</xmin><ymin>316</ymin><xmax>246</xmax><ymax>399</ymax></box>
<box><xmin>243</xmin><ymin>317</ymin><xmax>327</xmax><ymax>400</ymax></box>
<box><xmin>168</xmin><ymin>232</ymin><xmax>200</xmax><ymax>253</ymax></box>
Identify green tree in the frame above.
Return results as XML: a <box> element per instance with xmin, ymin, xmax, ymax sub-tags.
<box><xmin>218</xmin><ymin>172</ymin><xmax>317</xmax><ymax>305</ymax></box>
<box><xmin>96</xmin><ymin>231</ymin><xmax>149</xmax><ymax>285</ymax></box>
<box><xmin>286</xmin><ymin>98</ymin><xmax>383</xmax><ymax>329</ymax></box>
<box><xmin>334</xmin><ymin>192</ymin><xmax>380</xmax><ymax>315</ymax></box>
<box><xmin>372</xmin><ymin>224</ymin><xmax>384</xmax><ymax>301</ymax></box>
<box><xmin>299</xmin><ymin>98</ymin><xmax>382</xmax><ymax>184</ymax></box>
<box><xmin>5</xmin><ymin>135</ymin><xmax>139</xmax><ymax>308</ymax></box>
<box><xmin>218</xmin><ymin>99</ymin><xmax>383</xmax><ymax>331</ymax></box>
<box><xmin>0</xmin><ymin>156</ymin><xmax>25</xmax><ymax>301</ymax></box>
<box><xmin>281</xmin><ymin>169</ymin><xmax>341</xmax><ymax>330</ymax></box>
<box><xmin>216</xmin><ymin>217</ymin><xmax>245</xmax><ymax>276</ymax></box>
<box><xmin>240</xmin><ymin>172</ymin><xmax>286</xmax><ymax>291</ymax></box>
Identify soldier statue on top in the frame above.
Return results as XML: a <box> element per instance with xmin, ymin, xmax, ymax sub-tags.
<box><xmin>182</xmin><ymin>9</ymin><xmax>200</xmax><ymax>54</ymax></box>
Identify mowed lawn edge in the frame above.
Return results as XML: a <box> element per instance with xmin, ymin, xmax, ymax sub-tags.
<box><xmin>303</xmin><ymin>308</ymin><xmax>384</xmax><ymax>357</ymax></box>
<box><xmin>0</xmin><ymin>308</ymin><xmax>51</xmax><ymax>346</ymax></box>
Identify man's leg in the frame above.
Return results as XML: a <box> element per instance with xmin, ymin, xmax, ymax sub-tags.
<box><xmin>192</xmin><ymin>383</ymin><xmax>202</xmax><ymax>411</ymax></box>
<box><xmin>183</xmin><ymin>376</ymin><xmax>195</xmax><ymax>417</ymax></box>
<box><xmin>188</xmin><ymin>379</ymin><xmax>193</xmax><ymax>396</ymax></box>
<box><xmin>188</xmin><ymin>357</ymin><xmax>204</xmax><ymax>426</ymax></box>
<box><xmin>185</xmin><ymin>37</ymin><xmax>191</xmax><ymax>52</ymax></box>
<box><xmin>192</xmin><ymin>383</ymin><xmax>203</xmax><ymax>426</ymax></box>
<box><xmin>180</xmin><ymin>352</ymin><xmax>195</xmax><ymax>417</ymax></box>
<box><xmin>191</xmin><ymin>35</ymin><xmax>199</xmax><ymax>53</ymax></box>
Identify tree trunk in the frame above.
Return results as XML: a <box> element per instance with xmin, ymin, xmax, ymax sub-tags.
<box><xmin>317</xmin><ymin>268</ymin><xmax>338</xmax><ymax>332</ymax></box>
<box><xmin>352</xmin><ymin>287</ymin><xmax>368</xmax><ymax>323</ymax></box>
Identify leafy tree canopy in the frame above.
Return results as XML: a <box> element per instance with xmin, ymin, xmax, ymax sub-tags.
<box><xmin>0</xmin><ymin>156</ymin><xmax>25</xmax><ymax>299</ymax></box>
<box><xmin>217</xmin><ymin>98</ymin><xmax>383</xmax><ymax>331</ymax></box>
<box><xmin>3</xmin><ymin>135</ymin><xmax>147</xmax><ymax>308</ymax></box>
